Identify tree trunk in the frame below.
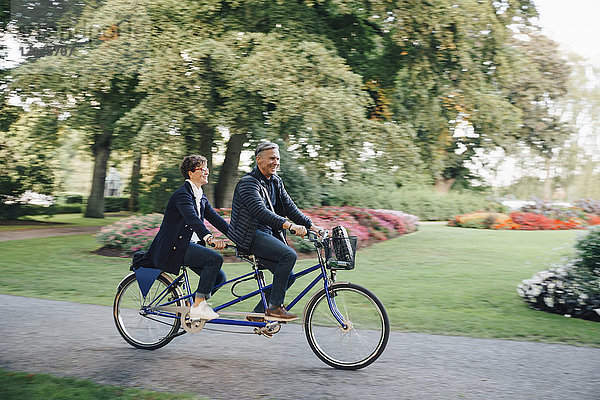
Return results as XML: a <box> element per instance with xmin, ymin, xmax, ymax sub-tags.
<box><xmin>434</xmin><ymin>178</ymin><xmax>456</xmax><ymax>194</ymax></box>
<box><xmin>199</xmin><ymin>129</ymin><xmax>215</xmax><ymax>203</ymax></box>
<box><xmin>128</xmin><ymin>151</ymin><xmax>142</xmax><ymax>212</ymax></box>
<box><xmin>84</xmin><ymin>132</ymin><xmax>111</xmax><ymax>218</ymax></box>
<box><xmin>215</xmin><ymin>132</ymin><xmax>246</xmax><ymax>208</ymax></box>
<box><xmin>542</xmin><ymin>156</ymin><xmax>552</xmax><ymax>200</ymax></box>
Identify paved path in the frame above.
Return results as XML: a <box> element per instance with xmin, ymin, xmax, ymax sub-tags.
<box><xmin>0</xmin><ymin>226</ymin><xmax>101</xmax><ymax>242</ymax></box>
<box><xmin>0</xmin><ymin>294</ymin><xmax>598</xmax><ymax>400</ymax></box>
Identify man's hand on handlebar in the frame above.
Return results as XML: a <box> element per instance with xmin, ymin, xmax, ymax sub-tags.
<box><xmin>310</xmin><ymin>224</ymin><xmax>325</xmax><ymax>237</ymax></box>
<box><xmin>289</xmin><ymin>223</ymin><xmax>307</xmax><ymax>238</ymax></box>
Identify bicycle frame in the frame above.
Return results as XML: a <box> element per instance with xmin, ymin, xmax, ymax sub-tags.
<box><xmin>139</xmin><ymin>236</ymin><xmax>349</xmax><ymax>332</ymax></box>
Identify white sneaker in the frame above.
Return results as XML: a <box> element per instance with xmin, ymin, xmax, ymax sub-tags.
<box><xmin>189</xmin><ymin>300</ymin><xmax>219</xmax><ymax>321</ymax></box>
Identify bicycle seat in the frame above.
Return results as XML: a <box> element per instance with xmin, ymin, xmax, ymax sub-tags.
<box><xmin>235</xmin><ymin>248</ymin><xmax>268</xmax><ymax>270</ymax></box>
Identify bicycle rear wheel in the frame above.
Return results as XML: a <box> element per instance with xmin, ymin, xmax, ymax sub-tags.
<box><xmin>304</xmin><ymin>282</ymin><xmax>389</xmax><ymax>370</ymax></box>
<box><xmin>113</xmin><ymin>272</ymin><xmax>182</xmax><ymax>350</ymax></box>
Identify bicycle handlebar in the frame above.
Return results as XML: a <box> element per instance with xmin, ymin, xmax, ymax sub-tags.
<box><xmin>206</xmin><ymin>228</ymin><xmax>327</xmax><ymax>251</ymax></box>
<box><xmin>208</xmin><ymin>242</ymin><xmax>236</xmax><ymax>250</ymax></box>
<box><xmin>289</xmin><ymin>228</ymin><xmax>328</xmax><ymax>241</ymax></box>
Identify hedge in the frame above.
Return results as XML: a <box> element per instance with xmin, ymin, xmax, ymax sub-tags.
<box><xmin>324</xmin><ymin>186</ymin><xmax>490</xmax><ymax>221</ymax></box>
<box><xmin>21</xmin><ymin>204</ymin><xmax>83</xmax><ymax>216</ymax></box>
<box><xmin>104</xmin><ymin>197</ymin><xmax>129</xmax><ymax>212</ymax></box>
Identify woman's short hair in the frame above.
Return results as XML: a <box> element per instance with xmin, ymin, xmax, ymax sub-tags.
<box><xmin>255</xmin><ymin>141</ymin><xmax>279</xmax><ymax>158</ymax></box>
<box><xmin>180</xmin><ymin>154</ymin><xmax>207</xmax><ymax>179</ymax></box>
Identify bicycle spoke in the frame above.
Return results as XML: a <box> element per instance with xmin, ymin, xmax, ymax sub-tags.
<box><xmin>305</xmin><ymin>283</ymin><xmax>389</xmax><ymax>370</ymax></box>
<box><xmin>114</xmin><ymin>274</ymin><xmax>181</xmax><ymax>349</ymax></box>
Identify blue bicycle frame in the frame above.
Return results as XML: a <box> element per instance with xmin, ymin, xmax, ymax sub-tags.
<box><xmin>138</xmin><ymin>250</ymin><xmax>348</xmax><ymax>331</ymax></box>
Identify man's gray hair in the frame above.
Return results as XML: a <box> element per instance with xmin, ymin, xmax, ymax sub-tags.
<box><xmin>255</xmin><ymin>141</ymin><xmax>279</xmax><ymax>157</ymax></box>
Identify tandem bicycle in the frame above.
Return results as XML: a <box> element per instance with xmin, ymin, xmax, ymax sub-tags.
<box><xmin>113</xmin><ymin>227</ymin><xmax>390</xmax><ymax>370</ymax></box>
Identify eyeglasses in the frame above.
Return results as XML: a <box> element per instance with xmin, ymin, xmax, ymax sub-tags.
<box><xmin>191</xmin><ymin>166</ymin><xmax>209</xmax><ymax>173</ymax></box>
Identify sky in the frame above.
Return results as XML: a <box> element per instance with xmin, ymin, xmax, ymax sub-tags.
<box><xmin>533</xmin><ymin>0</ymin><xmax>600</xmax><ymax>64</ymax></box>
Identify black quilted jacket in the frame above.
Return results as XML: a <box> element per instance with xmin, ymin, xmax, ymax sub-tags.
<box><xmin>229</xmin><ymin>167</ymin><xmax>312</xmax><ymax>252</ymax></box>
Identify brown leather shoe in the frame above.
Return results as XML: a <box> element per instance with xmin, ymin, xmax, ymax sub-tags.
<box><xmin>265</xmin><ymin>306</ymin><xmax>298</xmax><ymax>321</ymax></box>
<box><xmin>245</xmin><ymin>315</ymin><xmax>265</xmax><ymax>322</ymax></box>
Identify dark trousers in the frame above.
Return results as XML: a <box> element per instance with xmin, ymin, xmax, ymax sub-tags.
<box><xmin>250</xmin><ymin>230</ymin><xmax>297</xmax><ymax>312</ymax></box>
<box><xmin>182</xmin><ymin>242</ymin><xmax>223</xmax><ymax>300</ymax></box>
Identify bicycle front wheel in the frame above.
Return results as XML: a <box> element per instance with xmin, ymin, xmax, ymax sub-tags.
<box><xmin>304</xmin><ymin>282</ymin><xmax>389</xmax><ymax>370</ymax></box>
<box><xmin>113</xmin><ymin>272</ymin><xmax>182</xmax><ymax>350</ymax></box>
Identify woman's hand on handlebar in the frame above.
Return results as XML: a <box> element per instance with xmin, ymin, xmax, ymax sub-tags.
<box><xmin>207</xmin><ymin>236</ymin><xmax>227</xmax><ymax>250</ymax></box>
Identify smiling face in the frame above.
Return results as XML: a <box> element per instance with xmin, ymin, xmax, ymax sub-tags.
<box><xmin>188</xmin><ymin>162</ymin><xmax>209</xmax><ymax>187</ymax></box>
<box><xmin>256</xmin><ymin>148</ymin><xmax>280</xmax><ymax>179</ymax></box>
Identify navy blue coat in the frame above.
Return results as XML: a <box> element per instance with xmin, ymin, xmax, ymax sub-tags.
<box><xmin>228</xmin><ymin>167</ymin><xmax>312</xmax><ymax>252</ymax></box>
<box><xmin>146</xmin><ymin>181</ymin><xmax>229</xmax><ymax>274</ymax></box>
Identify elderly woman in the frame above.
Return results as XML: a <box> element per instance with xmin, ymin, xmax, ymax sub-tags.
<box><xmin>146</xmin><ymin>154</ymin><xmax>229</xmax><ymax>321</ymax></box>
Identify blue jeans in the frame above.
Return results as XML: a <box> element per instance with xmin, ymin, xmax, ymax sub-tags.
<box><xmin>182</xmin><ymin>242</ymin><xmax>223</xmax><ymax>300</ymax></box>
<box><xmin>250</xmin><ymin>230</ymin><xmax>297</xmax><ymax>312</ymax></box>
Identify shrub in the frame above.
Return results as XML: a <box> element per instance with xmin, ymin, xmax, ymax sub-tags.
<box><xmin>448</xmin><ymin>212</ymin><xmax>509</xmax><ymax>229</ymax></box>
<box><xmin>322</xmin><ymin>185</ymin><xmax>489</xmax><ymax>221</ymax></box>
<box><xmin>520</xmin><ymin>197</ymin><xmax>583</xmax><ymax>220</ymax></box>
<box><xmin>288</xmin><ymin>235</ymin><xmax>317</xmax><ymax>254</ymax></box>
<box><xmin>104</xmin><ymin>197</ymin><xmax>129</xmax><ymax>212</ymax></box>
<box><xmin>95</xmin><ymin>214</ymin><xmax>163</xmax><ymax>254</ymax></box>
<box><xmin>302</xmin><ymin>206</ymin><xmax>418</xmax><ymax>242</ymax></box>
<box><xmin>19</xmin><ymin>204</ymin><xmax>82</xmax><ymax>216</ymax></box>
<box><xmin>575</xmin><ymin>198</ymin><xmax>600</xmax><ymax>215</ymax></box>
<box><xmin>96</xmin><ymin>207</ymin><xmax>419</xmax><ymax>255</ymax></box>
<box><xmin>574</xmin><ymin>225</ymin><xmax>600</xmax><ymax>277</ymax></box>
<box><xmin>55</xmin><ymin>193</ymin><xmax>84</xmax><ymax>204</ymax></box>
<box><xmin>386</xmin><ymin>189</ymin><xmax>490</xmax><ymax>221</ymax></box>
<box><xmin>65</xmin><ymin>194</ymin><xmax>84</xmax><ymax>204</ymax></box>
<box><xmin>509</xmin><ymin>212</ymin><xmax>555</xmax><ymax>230</ymax></box>
<box><xmin>517</xmin><ymin>226</ymin><xmax>600</xmax><ymax>321</ymax></box>
<box><xmin>371</xmin><ymin>209</ymin><xmax>419</xmax><ymax>233</ymax></box>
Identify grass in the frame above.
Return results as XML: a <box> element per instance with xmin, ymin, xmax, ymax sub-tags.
<box><xmin>349</xmin><ymin>225</ymin><xmax>600</xmax><ymax>346</ymax></box>
<box><xmin>0</xmin><ymin>368</ymin><xmax>204</xmax><ymax>400</ymax></box>
<box><xmin>0</xmin><ymin>213</ymin><xmax>131</xmax><ymax>231</ymax></box>
<box><xmin>0</xmin><ymin>225</ymin><xmax>598</xmax><ymax>347</ymax></box>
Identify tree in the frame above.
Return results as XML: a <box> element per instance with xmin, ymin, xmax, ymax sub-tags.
<box><xmin>7</xmin><ymin>0</ymin><xmax>149</xmax><ymax>217</ymax></box>
<box><xmin>505</xmin><ymin>30</ymin><xmax>572</xmax><ymax>199</ymax></box>
<box><xmin>0</xmin><ymin>104</ymin><xmax>60</xmax><ymax>219</ymax></box>
<box><xmin>309</xmin><ymin>0</ymin><xmax>542</xmax><ymax>191</ymax></box>
<box><xmin>7</xmin><ymin>0</ymin><xmax>565</xmax><ymax>209</ymax></box>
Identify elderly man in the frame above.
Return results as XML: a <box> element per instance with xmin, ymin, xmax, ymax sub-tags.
<box><xmin>228</xmin><ymin>142</ymin><xmax>322</xmax><ymax>321</ymax></box>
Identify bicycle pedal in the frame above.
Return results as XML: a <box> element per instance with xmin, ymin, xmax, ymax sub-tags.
<box><xmin>253</xmin><ymin>327</ymin><xmax>274</xmax><ymax>338</ymax></box>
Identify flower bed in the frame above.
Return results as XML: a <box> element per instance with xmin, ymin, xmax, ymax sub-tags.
<box><xmin>95</xmin><ymin>213</ymin><xmax>163</xmax><ymax>253</ymax></box>
<box><xmin>95</xmin><ymin>206</ymin><xmax>419</xmax><ymax>256</ymax></box>
<box><xmin>449</xmin><ymin>199</ymin><xmax>600</xmax><ymax>230</ymax></box>
<box><xmin>450</xmin><ymin>211</ymin><xmax>600</xmax><ymax>230</ymax></box>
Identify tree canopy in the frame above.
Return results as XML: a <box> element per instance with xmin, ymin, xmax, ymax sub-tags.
<box><xmin>1</xmin><ymin>0</ymin><xmax>576</xmax><ymax>215</ymax></box>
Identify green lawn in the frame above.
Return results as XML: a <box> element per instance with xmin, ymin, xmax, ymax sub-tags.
<box><xmin>0</xmin><ymin>368</ymin><xmax>203</xmax><ymax>400</ymax></box>
<box><xmin>0</xmin><ymin>225</ymin><xmax>598</xmax><ymax>346</ymax></box>
<box><xmin>0</xmin><ymin>213</ymin><xmax>131</xmax><ymax>231</ymax></box>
